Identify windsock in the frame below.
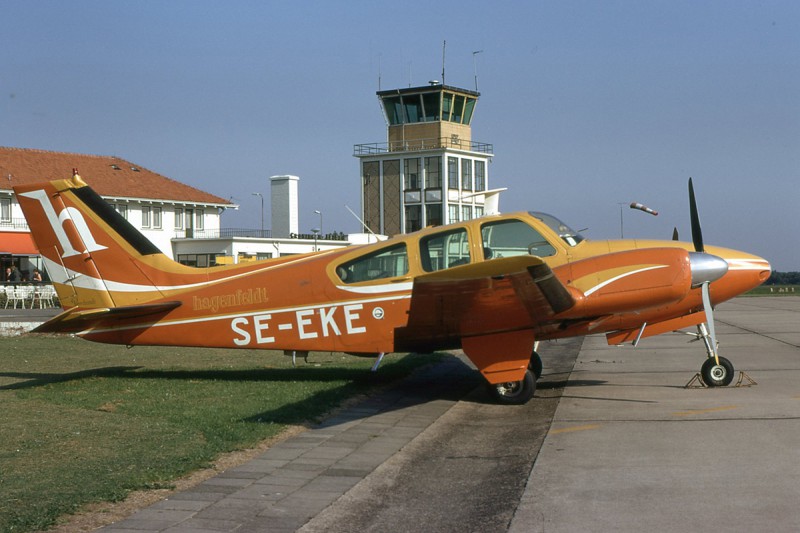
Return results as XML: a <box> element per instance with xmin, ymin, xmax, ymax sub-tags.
<box><xmin>630</xmin><ymin>202</ymin><xmax>658</xmax><ymax>216</ymax></box>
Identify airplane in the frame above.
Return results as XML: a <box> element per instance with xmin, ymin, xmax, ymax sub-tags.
<box><xmin>14</xmin><ymin>172</ymin><xmax>770</xmax><ymax>404</ymax></box>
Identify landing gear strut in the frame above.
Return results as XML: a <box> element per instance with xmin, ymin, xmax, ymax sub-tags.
<box><xmin>487</xmin><ymin>349</ymin><xmax>542</xmax><ymax>404</ymax></box>
<box><xmin>696</xmin><ymin>323</ymin><xmax>734</xmax><ymax>387</ymax></box>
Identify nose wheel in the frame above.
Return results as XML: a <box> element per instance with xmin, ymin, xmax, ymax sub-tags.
<box><xmin>701</xmin><ymin>356</ymin><xmax>734</xmax><ymax>387</ymax></box>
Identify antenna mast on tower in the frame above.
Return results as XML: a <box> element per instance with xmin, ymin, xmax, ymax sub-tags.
<box><xmin>441</xmin><ymin>40</ymin><xmax>446</xmax><ymax>85</ymax></box>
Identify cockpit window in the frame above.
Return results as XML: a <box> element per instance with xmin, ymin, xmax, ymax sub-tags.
<box><xmin>528</xmin><ymin>212</ymin><xmax>585</xmax><ymax>247</ymax></box>
<box><xmin>420</xmin><ymin>228</ymin><xmax>471</xmax><ymax>272</ymax></box>
<box><xmin>336</xmin><ymin>243</ymin><xmax>409</xmax><ymax>284</ymax></box>
<box><xmin>481</xmin><ymin>219</ymin><xmax>556</xmax><ymax>258</ymax></box>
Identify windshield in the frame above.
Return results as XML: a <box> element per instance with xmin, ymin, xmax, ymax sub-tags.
<box><xmin>528</xmin><ymin>212</ymin><xmax>585</xmax><ymax>247</ymax></box>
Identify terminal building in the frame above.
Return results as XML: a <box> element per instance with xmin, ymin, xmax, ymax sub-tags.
<box><xmin>354</xmin><ymin>83</ymin><xmax>493</xmax><ymax>236</ymax></box>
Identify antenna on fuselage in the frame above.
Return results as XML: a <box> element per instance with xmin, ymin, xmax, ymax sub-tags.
<box><xmin>345</xmin><ymin>205</ymin><xmax>378</xmax><ymax>237</ymax></box>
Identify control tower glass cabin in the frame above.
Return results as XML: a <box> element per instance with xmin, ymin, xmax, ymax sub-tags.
<box><xmin>354</xmin><ymin>83</ymin><xmax>494</xmax><ymax>236</ymax></box>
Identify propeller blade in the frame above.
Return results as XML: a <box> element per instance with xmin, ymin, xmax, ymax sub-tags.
<box><xmin>672</xmin><ymin>227</ymin><xmax>679</xmax><ymax>241</ymax></box>
<box><xmin>701</xmin><ymin>281</ymin><xmax>718</xmax><ymax>362</ymax></box>
<box><xmin>688</xmin><ymin>177</ymin><xmax>704</xmax><ymax>253</ymax></box>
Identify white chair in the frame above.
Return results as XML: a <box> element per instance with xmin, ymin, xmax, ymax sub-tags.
<box><xmin>4</xmin><ymin>286</ymin><xmax>24</xmax><ymax>309</ymax></box>
<box><xmin>17</xmin><ymin>285</ymin><xmax>34</xmax><ymax>309</ymax></box>
<box><xmin>35</xmin><ymin>285</ymin><xmax>56</xmax><ymax>309</ymax></box>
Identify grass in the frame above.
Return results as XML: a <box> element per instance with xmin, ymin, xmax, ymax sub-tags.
<box><xmin>0</xmin><ymin>335</ymin><xmax>442</xmax><ymax>532</ymax></box>
<box><xmin>745</xmin><ymin>285</ymin><xmax>799</xmax><ymax>296</ymax></box>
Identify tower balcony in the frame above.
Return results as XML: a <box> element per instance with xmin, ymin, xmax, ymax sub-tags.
<box><xmin>354</xmin><ymin>137</ymin><xmax>493</xmax><ymax>157</ymax></box>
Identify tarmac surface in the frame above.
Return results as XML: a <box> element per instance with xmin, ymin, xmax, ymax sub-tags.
<box><xmin>35</xmin><ymin>297</ymin><xmax>800</xmax><ymax>531</ymax></box>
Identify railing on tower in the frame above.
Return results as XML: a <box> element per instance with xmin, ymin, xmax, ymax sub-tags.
<box><xmin>354</xmin><ymin>137</ymin><xmax>493</xmax><ymax>155</ymax></box>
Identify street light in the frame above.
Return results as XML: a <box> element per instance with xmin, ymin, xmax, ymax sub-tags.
<box><xmin>311</xmin><ymin>228</ymin><xmax>320</xmax><ymax>252</ymax></box>
<box><xmin>314</xmin><ymin>210</ymin><xmax>322</xmax><ymax>237</ymax></box>
<box><xmin>252</xmin><ymin>192</ymin><xmax>264</xmax><ymax>237</ymax></box>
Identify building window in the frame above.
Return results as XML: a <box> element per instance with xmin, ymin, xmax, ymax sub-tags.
<box><xmin>461</xmin><ymin>159</ymin><xmax>473</xmax><ymax>191</ymax></box>
<box><xmin>404</xmin><ymin>158</ymin><xmax>420</xmax><ymax>190</ymax></box>
<box><xmin>174</xmin><ymin>208</ymin><xmax>184</xmax><ymax>230</ymax></box>
<box><xmin>475</xmin><ymin>206</ymin><xmax>484</xmax><ymax>218</ymax></box>
<box><xmin>114</xmin><ymin>204</ymin><xmax>128</xmax><ymax>219</ymax></box>
<box><xmin>424</xmin><ymin>156</ymin><xmax>441</xmax><ymax>189</ymax></box>
<box><xmin>0</xmin><ymin>198</ymin><xmax>11</xmax><ymax>223</ymax></box>
<box><xmin>177</xmin><ymin>253</ymin><xmax>219</xmax><ymax>267</ymax></box>
<box><xmin>425</xmin><ymin>204</ymin><xmax>443</xmax><ymax>227</ymax></box>
<box><xmin>475</xmin><ymin>161</ymin><xmax>486</xmax><ymax>192</ymax></box>
<box><xmin>141</xmin><ymin>206</ymin><xmax>151</xmax><ymax>228</ymax></box>
<box><xmin>195</xmin><ymin>210</ymin><xmax>204</xmax><ymax>231</ymax></box>
<box><xmin>462</xmin><ymin>205</ymin><xmax>472</xmax><ymax>222</ymax></box>
<box><xmin>448</xmin><ymin>204</ymin><xmax>459</xmax><ymax>224</ymax></box>
<box><xmin>405</xmin><ymin>205</ymin><xmax>421</xmax><ymax>233</ymax></box>
<box><xmin>448</xmin><ymin>157</ymin><xmax>459</xmax><ymax>189</ymax></box>
<box><xmin>153</xmin><ymin>207</ymin><xmax>162</xmax><ymax>229</ymax></box>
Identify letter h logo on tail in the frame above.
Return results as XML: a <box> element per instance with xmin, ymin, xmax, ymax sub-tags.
<box><xmin>19</xmin><ymin>189</ymin><xmax>107</xmax><ymax>259</ymax></box>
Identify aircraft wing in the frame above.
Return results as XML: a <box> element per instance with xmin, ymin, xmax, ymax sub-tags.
<box><xmin>394</xmin><ymin>256</ymin><xmax>574</xmax><ymax>352</ymax></box>
<box><xmin>33</xmin><ymin>301</ymin><xmax>182</xmax><ymax>334</ymax></box>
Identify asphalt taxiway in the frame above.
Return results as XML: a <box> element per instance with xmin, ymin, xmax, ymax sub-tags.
<box><xmin>96</xmin><ymin>297</ymin><xmax>800</xmax><ymax>532</ymax></box>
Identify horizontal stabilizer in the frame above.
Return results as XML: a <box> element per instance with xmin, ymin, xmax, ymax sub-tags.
<box><xmin>34</xmin><ymin>301</ymin><xmax>182</xmax><ymax>334</ymax></box>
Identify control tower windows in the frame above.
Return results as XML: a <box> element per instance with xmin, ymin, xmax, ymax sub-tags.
<box><xmin>382</xmin><ymin>90</ymin><xmax>477</xmax><ymax>125</ymax></box>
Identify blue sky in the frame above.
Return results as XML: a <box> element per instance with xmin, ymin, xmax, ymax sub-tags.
<box><xmin>3</xmin><ymin>1</ymin><xmax>798</xmax><ymax>270</ymax></box>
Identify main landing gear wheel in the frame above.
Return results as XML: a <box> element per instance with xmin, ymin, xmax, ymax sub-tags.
<box><xmin>488</xmin><ymin>369</ymin><xmax>536</xmax><ymax>405</ymax></box>
<box><xmin>701</xmin><ymin>356</ymin><xmax>734</xmax><ymax>387</ymax></box>
<box><xmin>529</xmin><ymin>350</ymin><xmax>543</xmax><ymax>379</ymax></box>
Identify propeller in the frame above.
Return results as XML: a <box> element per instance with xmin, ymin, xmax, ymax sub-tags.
<box><xmin>687</xmin><ymin>177</ymin><xmax>727</xmax><ymax>363</ymax></box>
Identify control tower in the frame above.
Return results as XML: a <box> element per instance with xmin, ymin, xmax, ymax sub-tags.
<box><xmin>354</xmin><ymin>83</ymin><xmax>494</xmax><ymax>236</ymax></box>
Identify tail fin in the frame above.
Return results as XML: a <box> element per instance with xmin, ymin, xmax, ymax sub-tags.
<box><xmin>14</xmin><ymin>173</ymin><xmax>210</xmax><ymax>310</ymax></box>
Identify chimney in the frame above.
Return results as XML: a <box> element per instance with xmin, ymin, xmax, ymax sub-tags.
<box><xmin>270</xmin><ymin>175</ymin><xmax>300</xmax><ymax>238</ymax></box>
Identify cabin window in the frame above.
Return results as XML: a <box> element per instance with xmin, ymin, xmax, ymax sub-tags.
<box><xmin>336</xmin><ymin>243</ymin><xmax>409</xmax><ymax>284</ymax></box>
<box><xmin>420</xmin><ymin>228</ymin><xmax>471</xmax><ymax>272</ymax></box>
<box><xmin>481</xmin><ymin>219</ymin><xmax>556</xmax><ymax>258</ymax></box>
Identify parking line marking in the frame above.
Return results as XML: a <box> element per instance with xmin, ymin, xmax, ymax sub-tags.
<box><xmin>550</xmin><ymin>424</ymin><xmax>601</xmax><ymax>435</ymax></box>
<box><xmin>672</xmin><ymin>405</ymin><xmax>737</xmax><ymax>417</ymax></box>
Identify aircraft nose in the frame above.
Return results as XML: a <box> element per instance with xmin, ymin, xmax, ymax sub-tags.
<box><xmin>689</xmin><ymin>251</ymin><xmax>729</xmax><ymax>287</ymax></box>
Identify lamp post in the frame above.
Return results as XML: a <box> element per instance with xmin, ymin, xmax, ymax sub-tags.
<box><xmin>252</xmin><ymin>192</ymin><xmax>264</xmax><ymax>237</ymax></box>
<box><xmin>314</xmin><ymin>210</ymin><xmax>323</xmax><ymax>238</ymax></box>
<box><xmin>311</xmin><ymin>228</ymin><xmax>320</xmax><ymax>252</ymax></box>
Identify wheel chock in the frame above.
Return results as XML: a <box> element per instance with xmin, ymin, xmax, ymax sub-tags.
<box><xmin>734</xmin><ymin>371</ymin><xmax>757</xmax><ymax>388</ymax></box>
<box><xmin>685</xmin><ymin>373</ymin><xmax>706</xmax><ymax>389</ymax></box>
<box><xmin>684</xmin><ymin>371</ymin><xmax>757</xmax><ymax>389</ymax></box>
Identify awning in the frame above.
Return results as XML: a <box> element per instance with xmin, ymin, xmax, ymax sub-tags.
<box><xmin>0</xmin><ymin>232</ymin><xmax>39</xmax><ymax>255</ymax></box>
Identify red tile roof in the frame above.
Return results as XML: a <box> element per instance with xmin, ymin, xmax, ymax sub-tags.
<box><xmin>0</xmin><ymin>147</ymin><xmax>231</xmax><ymax>206</ymax></box>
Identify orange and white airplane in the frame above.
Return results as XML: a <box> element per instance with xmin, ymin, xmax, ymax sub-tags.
<box><xmin>14</xmin><ymin>173</ymin><xmax>770</xmax><ymax>404</ymax></box>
